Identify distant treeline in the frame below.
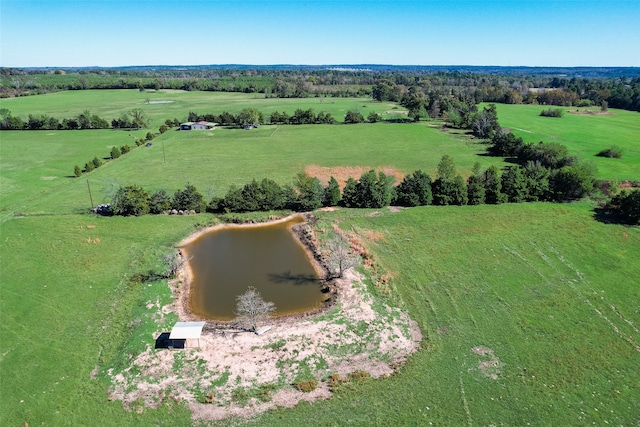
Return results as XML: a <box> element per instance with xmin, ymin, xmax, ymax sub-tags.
<box><xmin>2</xmin><ymin>66</ymin><xmax>639</xmax><ymax>112</ymax></box>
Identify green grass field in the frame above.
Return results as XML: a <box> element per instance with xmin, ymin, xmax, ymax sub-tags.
<box><xmin>0</xmin><ymin>120</ymin><xmax>506</xmax><ymax>221</ymax></box>
<box><xmin>0</xmin><ymin>89</ymin><xmax>398</xmax><ymax>128</ymax></box>
<box><xmin>487</xmin><ymin>103</ymin><xmax>640</xmax><ymax>181</ymax></box>
<box><xmin>1</xmin><ymin>91</ymin><xmax>639</xmax><ymax>426</ymax></box>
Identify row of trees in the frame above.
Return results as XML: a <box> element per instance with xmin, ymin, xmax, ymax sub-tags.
<box><xmin>0</xmin><ymin>109</ymin><xmax>110</xmax><ymax>130</ymax></box>
<box><xmin>186</xmin><ymin>107</ymin><xmax>380</xmax><ymax>127</ymax></box>
<box><xmin>110</xmin><ymin>184</ymin><xmax>204</xmax><ymax>216</ymax></box>
<box><xmin>105</xmin><ymin>152</ymin><xmax>600</xmax><ymax>220</ymax></box>
<box><xmin>0</xmin><ymin>108</ymin><xmax>149</xmax><ymax>130</ymax></box>
<box><xmin>74</xmin><ymin>132</ymin><xmax>156</xmax><ymax>177</ymax></box>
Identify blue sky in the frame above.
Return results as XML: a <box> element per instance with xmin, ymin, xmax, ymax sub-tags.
<box><xmin>1</xmin><ymin>0</ymin><xmax>639</xmax><ymax>67</ymax></box>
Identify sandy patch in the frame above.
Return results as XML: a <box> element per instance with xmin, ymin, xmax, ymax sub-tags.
<box><xmin>471</xmin><ymin>346</ymin><xmax>503</xmax><ymax>380</ymax></box>
<box><xmin>107</xmin><ymin>217</ymin><xmax>422</xmax><ymax>422</ymax></box>
<box><xmin>567</xmin><ymin>109</ymin><xmax>613</xmax><ymax>116</ymax></box>
<box><xmin>305</xmin><ymin>165</ymin><xmax>405</xmax><ymax>189</ymax></box>
<box><xmin>108</xmin><ymin>269</ymin><xmax>421</xmax><ymax>421</ymax></box>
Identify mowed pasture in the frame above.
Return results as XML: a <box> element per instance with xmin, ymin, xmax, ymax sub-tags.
<box><xmin>258</xmin><ymin>204</ymin><xmax>639</xmax><ymax>426</ymax></box>
<box><xmin>1</xmin><ymin>91</ymin><xmax>639</xmax><ymax>426</ymax></box>
<box><xmin>0</xmin><ymin>89</ymin><xmax>402</xmax><ymax>128</ymax></box>
<box><xmin>487</xmin><ymin>103</ymin><xmax>640</xmax><ymax>181</ymax></box>
<box><xmin>0</xmin><ymin>117</ymin><xmax>507</xmax><ymax>220</ymax></box>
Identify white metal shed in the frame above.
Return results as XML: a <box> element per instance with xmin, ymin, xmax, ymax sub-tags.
<box><xmin>168</xmin><ymin>321</ymin><xmax>206</xmax><ymax>348</ymax></box>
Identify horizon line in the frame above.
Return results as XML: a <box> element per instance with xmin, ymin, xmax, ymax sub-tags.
<box><xmin>4</xmin><ymin>64</ymin><xmax>640</xmax><ymax>70</ymax></box>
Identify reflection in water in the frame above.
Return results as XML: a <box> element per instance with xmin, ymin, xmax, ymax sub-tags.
<box><xmin>183</xmin><ymin>216</ymin><xmax>324</xmax><ymax>320</ymax></box>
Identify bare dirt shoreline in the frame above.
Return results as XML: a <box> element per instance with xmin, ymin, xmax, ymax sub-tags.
<box><xmin>107</xmin><ymin>214</ymin><xmax>423</xmax><ymax>422</ymax></box>
<box><xmin>172</xmin><ymin>213</ymin><xmax>335</xmax><ymax>324</ymax></box>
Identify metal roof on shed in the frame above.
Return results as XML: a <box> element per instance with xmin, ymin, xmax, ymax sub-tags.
<box><xmin>169</xmin><ymin>321</ymin><xmax>206</xmax><ymax>339</ymax></box>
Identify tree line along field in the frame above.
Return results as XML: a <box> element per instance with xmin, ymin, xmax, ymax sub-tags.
<box><xmin>0</xmin><ymin>89</ymin><xmax>400</xmax><ymax>129</ymax></box>
<box><xmin>1</xmin><ymin>90</ymin><xmax>639</xmax><ymax>426</ymax></box>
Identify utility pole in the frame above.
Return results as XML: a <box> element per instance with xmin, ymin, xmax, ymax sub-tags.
<box><xmin>162</xmin><ymin>141</ymin><xmax>166</xmax><ymax>163</ymax></box>
<box><xmin>87</xmin><ymin>179</ymin><xmax>94</xmax><ymax>208</ymax></box>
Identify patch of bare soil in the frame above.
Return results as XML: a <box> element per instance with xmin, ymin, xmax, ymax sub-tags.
<box><xmin>567</xmin><ymin>109</ymin><xmax>613</xmax><ymax>116</ymax></box>
<box><xmin>471</xmin><ymin>346</ymin><xmax>503</xmax><ymax>380</ymax></box>
<box><xmin>107</xmin><ymin>219</ymin><xmax>422</xmax><ymax>422</ymax></box>
<box><xmin>305</xmin><ymin>165</ymin><xmax>405</xmax><ymax>189</ymax></box>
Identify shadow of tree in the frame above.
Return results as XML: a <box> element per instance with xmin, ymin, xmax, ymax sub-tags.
<box><xmin>267</xmin><ymin>271</ymin><xmax>321</xmax><ymax>286</ymax></box>
<box><xmin>593</xmin><ymin>207</ymin><xmax>629</xmax><ymax>225</ymax></box>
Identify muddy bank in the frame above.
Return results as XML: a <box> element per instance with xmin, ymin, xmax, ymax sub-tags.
<box><xmin>171</xmin><ymin>213</ymin><xmax>337</xmax><ymax>326</ymax></box>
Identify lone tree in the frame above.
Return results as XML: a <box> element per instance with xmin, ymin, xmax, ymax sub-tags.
<box><xmin>163</xmin><ymin>251</ymin><xmax>192</xmax><ymax>279</ymax></box>
<box><xmin>326</xmin><ymin>235</ymin><xmax>360</xmax><ymax>279</ymax></box>
<box><xmin>235</xmin><ymin>287</ymin><xmax>276</xmax><ymax>332</ymax></box>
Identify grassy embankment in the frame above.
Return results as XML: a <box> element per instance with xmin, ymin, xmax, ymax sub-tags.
<box><xmin>255</xmin><ymin>203</ymin><xmax>639</xmax><ymax>426</ymax></box>
<box><xmin>487</xmin><ymin>103</ymin><xmax>640</xmax><ymax>181</ymax></box>
<box><xmin>1</xmin><ymin>91</ymin><xmax>638</xmax><ymax>426</ymax></box>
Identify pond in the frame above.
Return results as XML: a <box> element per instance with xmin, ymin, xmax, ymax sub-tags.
<box><xmin>182</xmin><ymin>216</ymin><xmax>326</xmax><ymax>320</ymax></box>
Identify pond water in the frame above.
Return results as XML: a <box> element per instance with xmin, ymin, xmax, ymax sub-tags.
<box><xmin>182</xmin><ymin>216</ymin><xmax>325</xmax><ymax>320</ymax></box>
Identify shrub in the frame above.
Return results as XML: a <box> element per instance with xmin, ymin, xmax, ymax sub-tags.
<box><xmin>551</xmin><ymin>162</ymin><xmax>597</xmax><ymax>201</ymax></box>
<box><xmin>344</xmin><ymin>109</ymin><xmax>364</xmax><ymax>124</ymax></box>
<box><xmin>294</xmin><ymin>379</ymin><xmax>318</xmax><ymax>393</ymax></box>
<box><xmin>159</xmin><ymin>124</ymin><xmax>168</xmax><ymax>134</ymax></box>
<box><xmin>112</xmin><ymin>184</ymin><xmax>150</xmax><ymax>216</ymax></box>
<box><xmin>120</xmin><ymin>144</ymin><xmax>132</xmax><ymax>154</ymax></box>
<box><xmin>84</xmin><ymin>161</ymin><xmax>94</xmax><ymax>173</ymax></box>
<box><xmin>91</xmin><ymin>157</ymin><xmax>102</xmax><ymax>169</ymax></box>
<box><xmin>148</xmin><ymin>189</ymin><xmax>171</xmax><ymax>214</ymax></box>
<box><xmin>294</xmin><ymin>172</ymin><xmax>323</xmax><ymax>211</ymax></box>
<box><xmin>394</xmin><ymin>170</ymin><xmax>433</xmax><ymax>207</ymax></box>
<box><xmin>327</xmin><ymin>373</ymin><xmax>348</xmax><ymax>391</ymax></box>
<box><xmin>172</xmin><ymin>183</ymin><xmax>205</xmax><ymax>212</ymax></box>
<box><xmin>348</xmin><ymin>370</ymin><xmax>370</xmax><ymax>381</ymax></box>
<box><xmin>110</xmin><ymin>146</ymin><xmax>121</xmax><ymax>159</ymax></box>
<box><xmin>540</xmin><ymin>108</ymin><xmax>564</xmax><ymax>118</ymax></box>
<box><xmin>145</xmin><ymin>132</ymin><xmax>155</xmax><ymax>141</ymax></box>
<box><xmin>73</xmin><ymin>165</ymin><xmax>82</xmax><ymax>177</ymax></box>
<box><xmin>322</xmin><ymin>176</ymin><xmax>342</xmax><ymax>207</ymax></box>
<box><xmin>596</xmin><ymin>146</ymin><xmax>623</xmax><ymax>158</ymax></box>
<box><xmin>612</xmin><ymin>189</ymin><xmax>640</xmax><ymax>224</ymax></box>
<box><xmin>367</xmin><ymin>111</ymin><xmax>381</xmax><ymax>123</ymax></box>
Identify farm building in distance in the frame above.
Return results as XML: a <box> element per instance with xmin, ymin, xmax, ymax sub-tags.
<box><xmin>180</xmin><ymin>121</ymin><xmax>217</xmax><ymax>130</ymax></box>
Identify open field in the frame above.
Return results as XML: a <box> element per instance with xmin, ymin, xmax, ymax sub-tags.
<box><xmin>2</xmin><ymin>203</ymin><xmax>638</xmax><ymax>426</ymax></box>
<box><xmin>1</xmin><ymin>91</ymin><xmax>639</xmax><ymax>426</ymax></box>
<box><xmin>487</xmin><ymin>103</ymin><xmax>640</xmax><ymax>181</ymax></box>
<box><xmin>0</xmin><ymin>89</ymin><xmax>400</xmax><ymax>128</ymax></box>
<box><xmin>0</xmin><ymin>121</ymin><xmax>506</xmax><ymax>221</ymax></box>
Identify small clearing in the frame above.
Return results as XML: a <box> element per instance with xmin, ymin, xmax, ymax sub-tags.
<box><xmin>567</xmin><ymin>109</ymin><xmax>612</xmax><ymax>116</ymax></box>
<box><xmin>305</xmin><ymin>165</ymin><xmax>405</xmax><ymax>189</ymax></box>
<box><xmin>471</xmin><ymin>346</ymin><xmax>503</xmax><ymax>380</ymax></box>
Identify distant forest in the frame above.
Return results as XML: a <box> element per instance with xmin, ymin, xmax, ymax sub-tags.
<box><xmin>1</xmin><ymin>65</ymin><xmax>639</xmax><ymax>112</ymax></box>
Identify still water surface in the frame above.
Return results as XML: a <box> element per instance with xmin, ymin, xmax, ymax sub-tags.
<box><xmin>183</xmin><ymin>216</ymin><xmax>324</xmax><ymax>320</ymax></box>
